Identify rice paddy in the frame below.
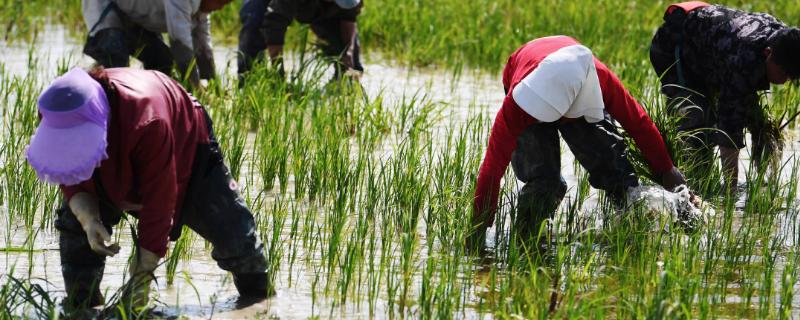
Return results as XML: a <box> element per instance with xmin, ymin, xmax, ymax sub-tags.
<box><xmin>1</xmin><ymin>0</ymin><xmax>800</xmax><ymax>319</ymax></box>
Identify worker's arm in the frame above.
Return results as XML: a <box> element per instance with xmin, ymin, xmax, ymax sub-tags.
<box><xmin>267</xmin><ymin>45</ymin><xmax>283</xmax><ymax>63</ymax></box>
<box><xmin>192</xmin><ymin>12</ymin><xmax>216</xmax><ymax>80</ymax></box>
<box><xmin>61</xmin><ymin>182</ymin><xmax>91</xmax><ymax>203</ymax></box>
<box><xmin>68</xmin><ymin>192</ymin><xmax>121</xmax><ymax>256</ymax></box>
<box><xmin>339</xmin><ymin>21</ymin><xmax>357</xmax><ymax>70</ymax></box>
<box><xmin>263</xmin><ymin>0</ymin><xmax>296</xmax><ymax>67</ymax></box>
<box><xmin>712</xmin><ymin>38</ymin><xmax>772</xmax><ymax>190</ymax></box>
<box><xmin>165</xmin><ymin>0</ymin><xmax>200</xmax><ymax>86</ymax></box>
<box><xmin>337</xmin><ymin>0</ymin><xmax>362</xmax><ymax>70</ymax></box>
<box><xmin>595</xmin><ymin>62</ymin><xmax>682</xmax><ymax>188</ymax></box>
<box><xmin>471</xmin><ymin>97</ymin><xmax>537</xmax><ymax>246</ymax></box>
<box><xmin>132</xmin><ymin>119</ymin><xmax>178</xmax><ymax>258</ymax></box>
<box><xmin>719</xmin><ymin>146</ymin><xmax>739</xmax><ymax>192</ymax></box>
<box><xmin>715</xmin><ymin>49</ymin><xmax>763</xmax><ymax>189</ymax></box>
<box><xmin>716</xmin><ymin>90</ymin><xmax>758</xmax><ymax>190</ymax></box>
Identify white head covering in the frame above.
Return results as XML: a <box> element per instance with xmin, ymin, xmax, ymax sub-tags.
<box><xmin>511</xmin><ymin>44</ymin><xmax>605</xmax><ymax>123</ymax></box>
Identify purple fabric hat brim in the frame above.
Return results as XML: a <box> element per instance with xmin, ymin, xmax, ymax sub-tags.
<box><xmin>26</xmin><ymin>122</ymin><xmax>107</xmax><ymax>186</ymax></box>
<box><xmin>26</xmin><ymin>68</ymin><xmax>110</xmax><ymax>186</ymax></box>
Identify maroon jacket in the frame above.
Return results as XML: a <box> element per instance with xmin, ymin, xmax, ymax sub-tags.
<box><xmin>473</xmin><ymin>36</ymin><xmax>675</xmax><ymax>225</ymax></box>
<box><xmin>62</xmin><ymin>68</ymin><xmax>209</xmax><ymax>257</ymax></box>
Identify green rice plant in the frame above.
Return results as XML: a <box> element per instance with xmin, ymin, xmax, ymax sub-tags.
<box><xmin>626</xmin><ymin>82</ymin><xmax>724</xmax><ymax>197</ymax></box>
<box><xmin>0</xmin><ymin>0</ymin><xmax>82</xmax><ymax>42</ymax></box>
<box><xmin>5</xmin><ymin>2</ymin><xmax>800</xmax><ymax>317</ymax></box>
<box><xmin>0</xmin><ymin>271</ymin><xmax>58</xmax><ymax>319</ymax></box>
<box><xmin>749</xmin><ymin>94</ymin><xmax>787</xmax><ymax>170</ymax></box>
<box><xmin>264</xmin><ymin>196</ymin><xmax>288</xmax><ymax>296</ymax></box>
<box><xmin>164</xmin><ymin>226</ymin><xmax>194</xmax><ymax>286</ymax></box>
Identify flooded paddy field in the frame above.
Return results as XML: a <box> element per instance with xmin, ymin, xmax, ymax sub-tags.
<box><xmin>2</xmin><ymin>1</ymin><xmax>800</xmax><ymax>319</ymax></box>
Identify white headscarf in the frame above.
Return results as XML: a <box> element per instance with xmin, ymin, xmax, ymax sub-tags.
<box><xmin>511</xmin><ymin>44</ymin><xmax>605</xmax><ymax>123</ymax></box>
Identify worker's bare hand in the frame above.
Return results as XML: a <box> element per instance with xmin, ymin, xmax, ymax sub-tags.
<box><xmin>341</xmin><ymin>51</ymin><xmax>355</xmax><ymax>71</ymax></box>
<box><xmin>70</xmin><ymin>192</ymin><xmax>120</xmax><ymax>256</ymax></box>
<box><xmin>84</xmin><ymin>218</ymin><xmax>120</xmax><ymax>256</ymax></box>
<box><xmin>661</xmin><ymin>166</ymin><xmax>687</xmax><ymax>191</ymax></box>
<box><xmin>689</xmin><ymin>192</ymin><xmax>702</xmax><ymax>208</ymax></box>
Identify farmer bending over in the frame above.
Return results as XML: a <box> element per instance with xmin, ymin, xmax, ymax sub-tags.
<box><xmin>470</xmin><ymin>36</ymin><xmax>688</xmax><ymax>249</ymax></box>
<box><xmin>82</xmin><ymin>0</ymin><xmax>234</xmax><ymax>87</ymax></box>
<box><xmin>26</xmin><ymin>68</ymin><xmax>272</xmax><ymax>315</ymax></box>
<box><xmin>238</xmin><ymin>0</ymin><xmax>363</xmax><ymax>81</ymax></box>
<box><xmin>650</xmin><ymin>1</ymin><xmax>800</xmax><ymax>190</ymax></box>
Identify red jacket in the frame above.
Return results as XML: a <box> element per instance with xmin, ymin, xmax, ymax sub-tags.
<box><xmin>61</xmin><ymin>68</ymin><xmax>210</xmax><ymax>257</ymax></box>
<box><xmin>473</xmin><ymin>36</ymin><xmax>674</xmax><ymax>225</ymax></box>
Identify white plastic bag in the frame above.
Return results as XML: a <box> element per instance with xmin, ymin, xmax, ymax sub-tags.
<box><xmin>625</xmin><ymin>185</ymin><xmax>714</xmax><ymax>232</ymax></box>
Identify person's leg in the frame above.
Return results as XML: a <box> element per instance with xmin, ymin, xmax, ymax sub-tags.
<box><xmin>83</xmin><ymin>28</ymin><xmax>131</xmax><ymax>68</ymax></box>
<box><xmin>55</xmin><ymin>201</ymin><xmax>121</xmax><ymax>311</ymax></box>
<box><xmin>181</xmin><ymin>131</ymin><xmax>270</xmax><ymax>298</ymax></box>
<box><xmin>237</xmin><ymin>0</ymin><xmax>269</xmax><ymax>76</ymax></box>
<box><xmin>128</xmin><ymin>26</ymin><xmax>174</xmax><ymax>76</ymax></box>
<box><xmin>558</xmin><ymin>118</ymin><xmax>639</xmax><ymax>207</ymax></box>
<box><xmin>510</xmin><ymin>123</ymin><xmax>567</xmax><ymax>245</ymax></box>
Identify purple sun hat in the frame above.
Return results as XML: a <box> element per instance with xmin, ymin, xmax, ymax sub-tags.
<box><xmin>25</xmin><ymin>68</ymin><xmax>110</xmax><ymax>186</ymax></box>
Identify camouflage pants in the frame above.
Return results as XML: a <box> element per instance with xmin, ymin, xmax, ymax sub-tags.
<box><xmin>510</xmin><ymin>118</ymin><xmax>639</xmax><ymax>241</ymax></box>
<box><xmin>55</xmin><ymin>111</ymin><xmax>267</xmax><ymax>308</ymax></box>
<box><xmin>236</xmin><ymin>0</ymin><xmax>364</xmax><ymax>75</ymax></box>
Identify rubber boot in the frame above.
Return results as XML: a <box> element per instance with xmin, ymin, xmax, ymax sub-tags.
<box><xmin>60</xmin><ymin>264</ymin><xmax>104</xmax><ymax>317</ymax></box>
<box><xmin>233</xmin><ymin>272</ymin><xmax>274</xmax><ymax>308</ymax></box>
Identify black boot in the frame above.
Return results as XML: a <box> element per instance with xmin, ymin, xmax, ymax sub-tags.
<box><xmin>61</xmin><ymin>264</ymin><xmax>105</xmax><ymax>317</ymax></box>
<box><xmin>232</xmin><ymin>272</ymin><xmax>274</xmax><ymax>308</ymax></box>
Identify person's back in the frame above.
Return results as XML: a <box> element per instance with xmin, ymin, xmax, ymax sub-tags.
<box><xmin>61</xmin><ymin>67</ymin><xmax>209</xmax><ymax>257</ymax></box>
<box><xmin>268</xmin><ymin>0</ymin><xmax>352</xmax><ymax>24</ymax></box>
<box><xmin>28</xmin><ymin>68</ymin><xmax>271</xmax><ymax>315</ymax></box>
<box><xmin>470</xmin><ymin>36</ymin><xmax>686</xmax><ymax>250</ymax></box>
<box><xmin>81</xmin><ymin>0</ymin><xmax>228</xmax><ymax>86</ymax></box>
<box><xmin>97</xmin><ymin>67</ymin><xmax>208</xmax><ymax>192</ymax></box>
<box><xmin>681</xmin><ymin>5</ymin><xmax>786</xmax><ymax>92</ymax></box>
<box><xmin>649</xmin><ymin>2</ymin><xmax>800</xmax><ymax>191</ymax></box>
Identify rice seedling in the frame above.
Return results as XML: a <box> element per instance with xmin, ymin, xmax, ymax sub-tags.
<box><xmin>2</xmin><ymin>1</ymin><xmax>800</xmax><ymax>319</ymax></box>
<box><xmin>0</xmin><ymin>272</ymin><xmax>58</xmax><ymax>319</ymax></box>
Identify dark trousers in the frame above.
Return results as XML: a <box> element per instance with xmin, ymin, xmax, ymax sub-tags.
<box><xmin>237</xmin><ymin>0</ymin><xmax>364</xmax><ymax>75</ymax></box>
<box><xmin>55</xmin><ymin>111</ymin><xmax>267</xmax><ymax>308</ymax></box>
<box><xmin>84</xmin><ymin>27</ymin><xmax>174</xmax><ymax>75</ymax></box>
<box><xmin>650</xmin><ymin>25</ymin><xmax>716</xmax><ymax>147</ymax></box>
<box><xmin>510</xmin><ymin>118</ymin><xmax>639</xmax><ymax>241</ymax></box>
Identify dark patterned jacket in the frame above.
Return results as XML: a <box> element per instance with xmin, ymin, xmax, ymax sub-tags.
<box><xmin>680</xmin><ymin>5</ymin><xmax>786</xmax><ymax>148</ymax></box>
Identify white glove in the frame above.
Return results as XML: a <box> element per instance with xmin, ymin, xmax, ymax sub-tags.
<box><xmin>125</xmin><ymin>248</ymin><xmax>160</xmax><ymax>310</ymax></box>
<box><xmin>69</xmin><ymin>193</ymin><xmax>120</xmax><ymax>256</ymax></box>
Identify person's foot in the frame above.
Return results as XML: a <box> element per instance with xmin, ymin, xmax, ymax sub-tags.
<box><xmin>232</xmin><ymin>272</ymin><xmax>275</xmax><ymax>308</ymax></box>
<box><xmin>58</xmin><ymin>303</ymin><xmax>99</xmax><ymax>320</ymax></box>
<box><xmin>59</xmin><ymin>280</ymin><xmax>104</xmax><ymax>319</ymax></box>
<box><xmin>235</xmin><ymin>294</ymin><xmax>270</xmax><ymax>309</ymax></box>
<box><xmin>98</xmin><ymin>305</ymin><xmax>170</xmax><ymax>320</ymax></box>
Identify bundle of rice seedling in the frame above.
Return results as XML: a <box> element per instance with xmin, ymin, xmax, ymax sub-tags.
<box><xmin>748</xmin><ymin>104</ymin><xmax>785</xmax><ymax>169</ymax></box>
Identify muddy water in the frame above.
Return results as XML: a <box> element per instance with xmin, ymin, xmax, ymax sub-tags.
<box><xmin>2</xmin><ymin>26</ymin><xmax>800</xmax><ymax>319</ymax></box>
<box><xmin>0</xmin><ymin>28</ymin><xmax>505</xmax><ymax>319</ymax></box>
